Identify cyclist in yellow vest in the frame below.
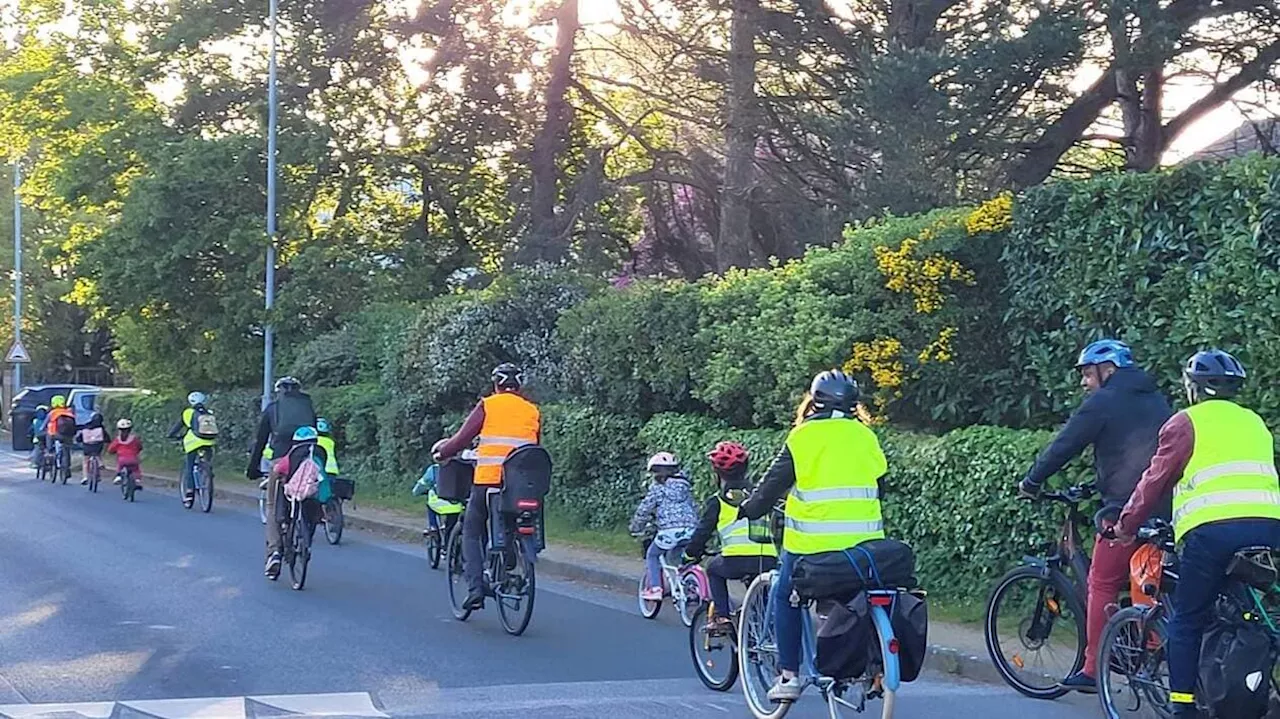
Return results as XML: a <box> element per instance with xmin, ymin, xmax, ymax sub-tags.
<box><xmin>683</xmin><ymin>441</ymin><xmax>778</xmax><ymax>629</ymax></box>
<box><xmin>166</xmin><ymin>391</ymin><xmax>217</xmax><ymax>508</ymax></box>
<box><xmin>433</xmin><ymin>363</ymin><xmax>541</xmax><ymax>610</ymax></box>
<box><xmin>1115</xmin><ymin>349</ymin><xmax>1280</xmax><ymax>718</ymax></box>
<box><xmin>739</xmin><ymin>369</ymin><xmax>888</xmax><ymax>701</ymax></box>
<box><xmin>316</xmin><ymin>418</ymin><xmax>340</xmax><ymax>476</ymax></box>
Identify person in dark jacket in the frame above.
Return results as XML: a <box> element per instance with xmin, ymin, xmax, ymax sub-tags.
<box><xmin>246</xmin><ymin>376</ymin><xmax>317</xmax><ymax>579</ymax></box>
<box><xmin>1018</xmin><ymin>338</ymin><xmax>1173</xmax><ymax>691</ymax></box>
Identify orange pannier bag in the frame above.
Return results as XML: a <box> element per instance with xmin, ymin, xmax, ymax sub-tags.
<box><xmin>1129</xmin><ymin>544</ymin><xmax>1165</xmax><ymax>606</ymax></box>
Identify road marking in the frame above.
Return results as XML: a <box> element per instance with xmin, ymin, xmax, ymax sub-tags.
<box><xmin>0</xmin><ymin>693</ymin><xmax>386</xmax><ymax>719</ymax></box>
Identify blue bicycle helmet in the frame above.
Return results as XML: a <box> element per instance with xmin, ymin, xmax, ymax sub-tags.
<box><xmin>1075</xmin><ymin>339</ymin><xmax>1135</xmax><ymax>369</ymax></box>
<box><xmin>316</xmin><ymin>418</ymin><xmax>331</xmax><ymax>435</ymax></box>
<box><xmin>292</xmin><ymin>426</ymin><xmax>318</xmax><ymax>442</ymax></box>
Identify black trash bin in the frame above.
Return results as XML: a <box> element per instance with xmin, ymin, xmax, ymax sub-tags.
<box><xmin>10</xmin><ymin>408</ymin><xmax>34</xmax><ymax>452</ymax></box>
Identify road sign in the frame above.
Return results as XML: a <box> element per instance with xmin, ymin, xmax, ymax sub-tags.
<box><xmin>6</xmin><ymin>340</ymin><xmax>30</xmax><ymax>364</ymax></box>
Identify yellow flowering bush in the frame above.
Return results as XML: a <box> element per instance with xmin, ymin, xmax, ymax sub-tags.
<box><xmin>844</xmin><ymin>337</ymin><xmax>905</xmax><ymax>416</ymax></box>
<box><xmin>873</xmin><ymin>235</ymin><xmax>975</xmax><ymax>314</ymax></box>
<box><xmin>965</xmin><ymin>192</ymin><xmax>1014</xmax><ymax>236</ymax></box>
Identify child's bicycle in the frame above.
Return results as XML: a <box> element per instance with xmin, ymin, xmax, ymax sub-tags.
<box><xmin>117</xmin><ymin>465</ymin><xmax>139</xmax><ymax>502</ymax></box>
<box><xmin>634</xmin><ymin>526</ymin><xmax>709</xmax><ymax>628</ymax></box>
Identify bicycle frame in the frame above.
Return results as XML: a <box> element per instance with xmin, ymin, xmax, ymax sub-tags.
<box><xmin>660</xmin><ymin>551</ymin><xmax>709</xmax><ymax>606</ymax></box>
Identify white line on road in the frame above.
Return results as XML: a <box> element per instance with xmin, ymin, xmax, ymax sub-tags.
<box><xmin>0</xmin><ymin>692</ymin><xmax>387</xmax><ymax>719</ymax></box>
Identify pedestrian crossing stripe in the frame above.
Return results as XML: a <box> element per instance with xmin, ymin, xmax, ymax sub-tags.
<box><xmin>0</xmin><ymin>692</ymin><xmax>387</xmax><ymax>719</ymax></box>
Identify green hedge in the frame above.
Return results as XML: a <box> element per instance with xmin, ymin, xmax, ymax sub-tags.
<box><xmin>98</xmin><ymin>389</ymin><xmax>261</xmax><ymax>472</ymax></box>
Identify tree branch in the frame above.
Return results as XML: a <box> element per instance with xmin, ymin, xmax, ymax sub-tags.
<box><xmin>1162</xmin><ymin>38</ymin><xmax>1280</xmax><ymax>145</ymax></box>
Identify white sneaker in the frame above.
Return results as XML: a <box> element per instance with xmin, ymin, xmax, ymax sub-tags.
<box><xmin>767</xmin><ymin>675</ymin><xmax>802</xmax><ymax>702</ymax></box>
<box><xmin>641</xmin><ymin>587</ymin><xmax>663</xmax><ymax>601</ymax></box>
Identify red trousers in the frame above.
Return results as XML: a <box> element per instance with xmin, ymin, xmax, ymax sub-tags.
<box><xmin>1084</xmin><ymin>534</ymin><xmax>1136</xmax><ymax>677</ymax></box>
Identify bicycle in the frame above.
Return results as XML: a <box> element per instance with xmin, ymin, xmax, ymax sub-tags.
<box><xmin>445</xmin><ymin>487</ymin><xmax>540</xmax><ymax>636</ymax></box>
<box><xmin>178</xmin><ymin>446</ymin><xmax>214</xmax><ymax>513</ymax></box>
<box><xmin>275</xmin><ymin>494</ymin><xmax>314</xmax><ymax>591</ymax></box>
<box><xmin>425</xmin><ymin>509</ymin><xmax>461</xmax><ymax>570</ymax></box>
<box><xmin>635</xmin><ymin>527</ymin><xmax>710</xmax><ymax>628</ymax></box>
<box><xmin>737</xmin><ymin>533</ymin><xmax>907</xmax><ymax>718</ymax></box>
<box><xmin>984</xmin><ymin>482</ymin><xmax>1094</xmax><ymax>699</ymax></box>
<box><xmin>45</xmin><ymin>437</ymin><xmax>71</xmax><ymax>484</ymax></box>
<box><xmin>35</xmin><ymin>440</ymin><xmax>53</xmax><ymax>483</ymax></box>
<box><xmin>118</xmin><ymin>465</ymin><xmax>138</xmax><ymax>502</ymax></box>
<box><xmin>85</xmin><ymin>454</ymin><xmax>101</xmax><ymax>493</ymax></box>
<box><xmin>688</xmin><ymin>550</ymin><xmax>766</xmax><ymax>692</ymax></box>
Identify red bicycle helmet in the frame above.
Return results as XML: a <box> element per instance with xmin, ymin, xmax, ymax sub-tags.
<box><xmin>707</xmin><ymin>441</ymin><xmax>749</xmax><ymax>472</ymax></box>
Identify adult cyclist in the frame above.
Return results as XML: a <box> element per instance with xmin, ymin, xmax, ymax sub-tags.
<box><xmin>44</xmin><ymin>396</ymin><xmax>77</xmax><ymax>477</ymax></box>
<box><xmin>432</xmin><ymin>363</ymin><xmax>541</xmax><ymax>611</ymax></box>
<box><xmin>167</xmin><ymin>392</ymin><xmax>217</xmax><ymax>507</ymax></box>
<box><xmin>738</xmin><ymin>369</ymin><xmax>888</xmax><ymax>701</ymax></box>
<box><xmin>1113</xmin><ymin>349</ymin><xmax>1280</xmax><ymax>718</ymax></box>
<box><xmin>248</xmin><ymin>376</ymin><xmax>317</xmax><ymax>578</ymax></box>
<box><xmin>1016</xmin><ymin>339</ymin><xmax>1172</xmax><ymax>691</ymax></box>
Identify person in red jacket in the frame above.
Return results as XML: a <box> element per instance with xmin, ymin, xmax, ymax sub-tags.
<box><xmin>108</xmin><ymin>418</ymin><xmax>144</xmax><ymax>489</ymax></box>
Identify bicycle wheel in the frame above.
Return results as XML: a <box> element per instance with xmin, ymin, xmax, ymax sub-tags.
<box><xmin>871</xmin><ymin>608</ymin><xmax>898</xmax><ymax>719</ymax></box>
<box><xmin>446</xmin><ymin>521</ymin><xmax>472</xmax><ymax>621</ymax></box>
<box><xmin>289</xmin><ymin>509</ymin><xmax>311</xmax><ymax>590</ymax></box>
<box><xmin>984</xmin><ymin>565</ymin><xmax>1086</xmax><ymax>699</ymax></box>
<box><xmin>59</xmin><ymin>448</ymin><xmax>69</xmax><ymax>484</ymax></box>
<box><xmin>1097</xmin><ymin>606</ymin><xmax>1173</xmax><ymax>719</ymax></box>
<box><xmin>197</xmin><ymin>459</ymin><xmax>214</xmax><ymax>513</ymax></box>
<box><xmin>679</xmin><ymin>568</ymin><xmax>708</xmax><ymax>628</ymax></box>
<box><xmin>497</xmin><ymin>538</ymin><xmax>537</xmax><ymax>636</ymax></box>
<box><xmin>122</xmin><ymin>470</ymin><xmax>137</xmax><ymax>502</ymax></box>
<box><xmin>426</xmin><ymin>529</ymin><xmax>442</xmax><ymax>570</ymax></box>
<box><xmin>690</xmin><ymin>603</ymin><xmax>739</xmax><ymax>691</ymax></box>
<box><xmin>323</xmin><ymin>499</ymin><xmax>344</xmax><ymax>545</ymax></box>
<box><xmin>88</xmin><ymin>458</ymin><xmax>99</xmax><ymax>493</ymax></box>
<box><xmin>738</xmin><ymin>572</ymin><xmax>791</xmax><ymax>719</ymax></box>
<box><xmin>259</xmin><ymin>490</ymin><xmax>268</xmax><ymax>524</ymax></box>
<box><xmin>638</xmin><ymin>571</ymin><xmax>663</xmax><ymax>619</ymax></box>
<box><xmin>35</xmin><ymin>453</ymin><xmax>46</xmax><ymax>483</ymax></box>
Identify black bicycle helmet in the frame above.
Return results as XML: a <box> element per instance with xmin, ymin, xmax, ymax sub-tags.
<box><xmin>1182</xmin><ymin>349</ymin><xmax>1246</xmax><ymax>401</ymax></box>
<box><xmin>809</xmin><ymin>369</ymin><xmax>858</xmax><ymax>414</ymax></box>
<box><xmin>491</xmin><ymin>363</ymin><xmax>524</xmax><ymax>391</ymax></box>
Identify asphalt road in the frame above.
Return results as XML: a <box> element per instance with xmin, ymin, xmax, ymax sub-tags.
<box><xmin>0</xmin><ymin>451</ymin><xmax>1103</xmax><ymax>718</ymax></box>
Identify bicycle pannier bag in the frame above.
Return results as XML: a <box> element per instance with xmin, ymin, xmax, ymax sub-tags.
<box><xmin>193</xmin><ymin>409</ymin><xmax>219</xmax><ymax>440</ymax></box>
<box><xmin>793</xmin><ymin>538</ymin><xmax>917</xmax><ymax>601</ymax></box>
<box><xmin>892</xmin><ymin>590</ymin><xmax>929</xmax><ymax>682</ymax></box>
<box><xmin>1200</xmin><ymin>614</ymin><xmax>1275</xmax><ymax>719</ymax></box>
<box><xmin>436</xmin><ymin>458</ymin><xmax>474</xmax><ymax>502</ymax></box>
<box><xmin>330</xmin><ymin>477</ymin><xmax>356</xmax><ymax>501</ymax></box>
<box><xmin>815</xmin><ymin>596</ymin><xmax>872</xmax><ymax>680</ymax></box>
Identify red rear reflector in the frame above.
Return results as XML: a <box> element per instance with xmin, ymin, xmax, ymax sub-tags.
<box><xmin>517</xmin><ymin>527</ymin><xmax>536</xmax><ymax>535</ymax></box>
<box><xmin>869</xmin><ymin>595</ymin><xmax>893</xmax><ymax>607</ymax></box>
<box><xmin>888</xmin><ymin>638</ymin><xmax>900</xmax><ymax>654</ymax></box>
<box><xmin>516</xmin><ymin>499</ymin><xmax>540</xmax><ymax>509</ymax></box>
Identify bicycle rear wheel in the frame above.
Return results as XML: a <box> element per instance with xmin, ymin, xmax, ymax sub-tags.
<box><xmin>679</xmin><ymin>568</ymin><xmax>708</xmax><ymax>628</ymax></box>
<box><xmin>497</xmin><ymin>538</ymin><xmax>537</xmax><ymax>636</ymax></box>
<box><xmin>690</xmin><ymin>603</ymin><xmax>738</xmax><ymax>691</ymax></box>
<box><xmin>323</xmin><ymin>499</ymin><xmax>344</xmax><ymax>545</ymax></box>
<box><xmin>738</xmin><ymin>572</ymin><xmax>790</xmax><ymax>719</ymax></box>
<box><xmin>122</xmin><ymin>470</ymin><xmax>137</xmax><ymax>502</ymax></box>
<box><xmin>984</xmin><ymin>565</ymin><xmax>1085</xmax><ymax>699</ymax></box>
<box><xmin>1097</xmin><ymin>605</ymin><xmax>1173</xmax><ymax>719</ymax></box>
<box><xmin>289</xmin><ymin>509</ymin><xmax>311</xmax><ymax>590</ymax></box>
<box><xmin>446</xmin><ymin>522</ymin><xmax>472</xmax><ymax>621</ymax></box>
<box><xmin>426</xmin><ymin>529</ymin><xmax>442</xmax><ymax>569</ymax></box>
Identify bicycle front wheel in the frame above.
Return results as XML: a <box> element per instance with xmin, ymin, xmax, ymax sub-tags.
<box><xmin>446</xmin><ymin>521</ymin><xmax>472</xmax><ymax>621</ymax></box>
<box><xmin>1097</xmin><ymin>605</ymin><xmax>1172</xmax><ymax>719</ymax></box>
<box><xmin>984</xmin><ymin>565</ymin><xmax>1085</xmax><ymax>699</ymax></box>
<box><xmin>426</xmin><ymin>530</ymin><xmax>442</xmax><ymax>570</ymax></box>
<box><xmin>497</xmin><ymin>538</ymin><xmax>537</xmax><ymax>636</ymax></box>
<box><xmin>738</xmin><ymin>572</ymin><xmax>790</xmax><ymax>719</ymax></box>
<box><xmin>323</xmin><ymin>499</ymin><xmax>344</xmax><ymax>545</ymax></box>
<box><xmin>690</xmin><ymin>603</ymin><xmax>738</xmax><ymax>691</ymax></box>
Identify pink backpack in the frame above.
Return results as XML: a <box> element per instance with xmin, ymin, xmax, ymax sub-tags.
<box><xmin>283</xmin><ymin>448</ymin><xmax>321</xmax><ymax>501</ymax></box>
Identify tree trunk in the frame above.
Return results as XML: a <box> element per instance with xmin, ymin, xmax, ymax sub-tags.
<box><xmin>519</xmin><ymin>0</ymin><xmax>578</xmax><ymax>266</ymax></box>
<box><xmin>717</xmin><ymin>0</ymin><xmax>759</xmax><ymax>273</ymax></box>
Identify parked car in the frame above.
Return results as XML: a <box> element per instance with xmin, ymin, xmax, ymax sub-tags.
<box><xmin>9</xmin><ymin>384</ymin><xmax>97</xmax><ymax>452</ymax></box>
<box><xmin>66</xmin><ymin>387</ymin><xmax>148</xmax><ymax>428</ymax></box>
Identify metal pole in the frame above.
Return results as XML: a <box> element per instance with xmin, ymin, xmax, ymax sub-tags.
<box><xmin>262</xmin><ymin>0</ymin><xmax>278</xmax><ymax>409</ymax></box>
<box><xmin>13</xmin><ymin>161</ymin><xmax>22</xmax><ymax>396</ymax></box>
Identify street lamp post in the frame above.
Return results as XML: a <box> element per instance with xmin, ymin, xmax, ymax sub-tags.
<box><xmin>263</xmin><ymin>0</ymin><xmax>279</xmax><ymax>409</ymax></box>
<box><xmin>12</xmin><ymin>161</ymin><xmax>22</xmax><ymax>398</ymax></box>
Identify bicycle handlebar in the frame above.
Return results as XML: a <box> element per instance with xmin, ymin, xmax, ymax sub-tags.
<box><xmin>1040</xmin><ymin>483</ymin><xmax>1097</xmax><ymax>505</ymax></box>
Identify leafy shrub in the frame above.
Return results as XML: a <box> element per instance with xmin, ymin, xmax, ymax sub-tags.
<box><xmin>99</xmin><ymin>389</ymin><xmax>261</xmax><ymax>470</ymax></box>
<box><xmin>541</xmin><ymin>403</ymin><xmax>644</xmax><ymax>528</ymax></box>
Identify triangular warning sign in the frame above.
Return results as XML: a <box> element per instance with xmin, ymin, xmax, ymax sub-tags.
<box><xmin>6</xmin><ymin>340</ymin><xmax>30</xmax><ymax>363</ymax></box>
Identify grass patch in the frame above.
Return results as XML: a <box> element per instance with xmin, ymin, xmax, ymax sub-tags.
<box><xmin>928</xmin><ymin>598</ymin><xmax>987</xmax><ymax>625</ymax></box>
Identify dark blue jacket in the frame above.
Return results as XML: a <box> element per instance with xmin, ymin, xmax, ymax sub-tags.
<box><xmin>1023</xmin><ymin>367</ymin><xmax>1173</xmax><ymax>512</ymax></box>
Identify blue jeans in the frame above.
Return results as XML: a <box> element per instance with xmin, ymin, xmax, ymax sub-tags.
<box><xmin>181</xmin><ymin>451</ymin><xmax>197</xmax><ymax>494</ymax></box>
<box><xmin>645</xmin><ymin>540</ymin><xmax>689</xmax><ymax>590</ymax></box>
<box><xmin>1168</xmin><ymin>518</ymin><xmax>1280</xmax><ymax>700</ymax></box>
<box><xmin>772</xmin><ymin>551</ymin><xmax>803</xmax><ymax>673</ymax></box>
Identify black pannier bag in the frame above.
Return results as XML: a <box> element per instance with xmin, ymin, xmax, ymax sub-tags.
<box><xmin>815</xmin><ymin>596</ymin><xmax>873</xmax><ymax>680</ymax></box>
<box><xmin>892</xmin><ymin>590</ymin><xmax>929</xmax><ymax>682</ymax></box>
<box><xmin>1200</xmin><ymin>614</ymin><xmax>1275</xmax><ymax>719</ymax></box>
<box><xmin>436</xmin><ymin>457</ymin><xmax>474</xmax><ymax>502</ymax></box>
<box><xmin>793</xmin><ymin>538</ymin><xmax>917</xmax><ymax>601</ymax></box>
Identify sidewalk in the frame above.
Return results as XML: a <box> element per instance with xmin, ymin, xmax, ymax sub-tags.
<box><xmin>125</xmin><ymin>462</ymin><xmax>1000</xmax><ymax>686</ymax></box>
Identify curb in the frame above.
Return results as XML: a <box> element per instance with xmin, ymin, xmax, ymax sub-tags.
<box><xmin>133</xmin><ymin>468</ymin><xmax>1002</xmax><ymax>686</ymax></box>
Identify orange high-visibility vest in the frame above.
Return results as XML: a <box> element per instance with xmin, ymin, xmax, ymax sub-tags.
<box><xmin>474</xmin><ymin>393</ymin><xmax>541</xmax><ymax>486</ymax></box>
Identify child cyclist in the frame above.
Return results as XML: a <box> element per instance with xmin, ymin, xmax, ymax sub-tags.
<box><xmin>412</xmin><ymin>459</ymin><xmax>465</xmax><ymax>540</ymax></box>
<box><xmin>629</xmin><ymin>452</ymin><xmax>699</xmax><ymax>601</ymax></box>
<box><xmin>76</xmin><ymin>412</ymin><xmax>109</xmax><ymax>485</ymax></box>
<box><xmin>108</xmin><ymin>418</ymin><xmax>144</xmax><ymax>490</ymax></box>
<box><xmin>684</xmin><ymin>441</ymin><xmax>779</xmax><ymax>627</ymax></box>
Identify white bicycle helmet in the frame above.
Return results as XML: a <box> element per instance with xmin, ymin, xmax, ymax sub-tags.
<box><xmin>646</xmin><ymin>452</ymin><xmax>680</xmax><ymax>472</ymax></box>
<box><xmin>187</xmin><ymin>391</ymin><xmax>207</xmax><ymax>407</ymax></box>
<box><xmin>116</xmin><ymin>418</ymin><xmax>133</xmax><ymax>430</ymax></box>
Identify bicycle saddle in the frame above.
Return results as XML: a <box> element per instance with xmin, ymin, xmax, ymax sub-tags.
<box><xmin>1226</xmin><ymin>547</ymin><xmax>1278</xmax><ymax>589</ymax></box>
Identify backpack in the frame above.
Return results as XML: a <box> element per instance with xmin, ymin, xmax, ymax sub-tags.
<box><xmin>1200</xmin><ymin>613</ymin><xmax>1275</xmax><ymax>719</ymax></box>
<box><xmin>271</xmin><ymin>393</ymin><xmax>316</xmax><ymax>452</ymax></box>
<box><xmin>80</xmin><ymin>426</ymin><xmax>106</xmax><ymax>445</ymax></box>
<box><xmin>284</xmin><ymin>448</ymin><xmax>323</xmax><ymax>502</ymax></box>
<box><xmin>54</xmin><ymin>413</ymin><xmax>76</xmax><ymax>437</ymax></box>
<box><xmin>192</xmin><ymin>409</ymin><xmax>219</xmax><ymax>440</ymax></box>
